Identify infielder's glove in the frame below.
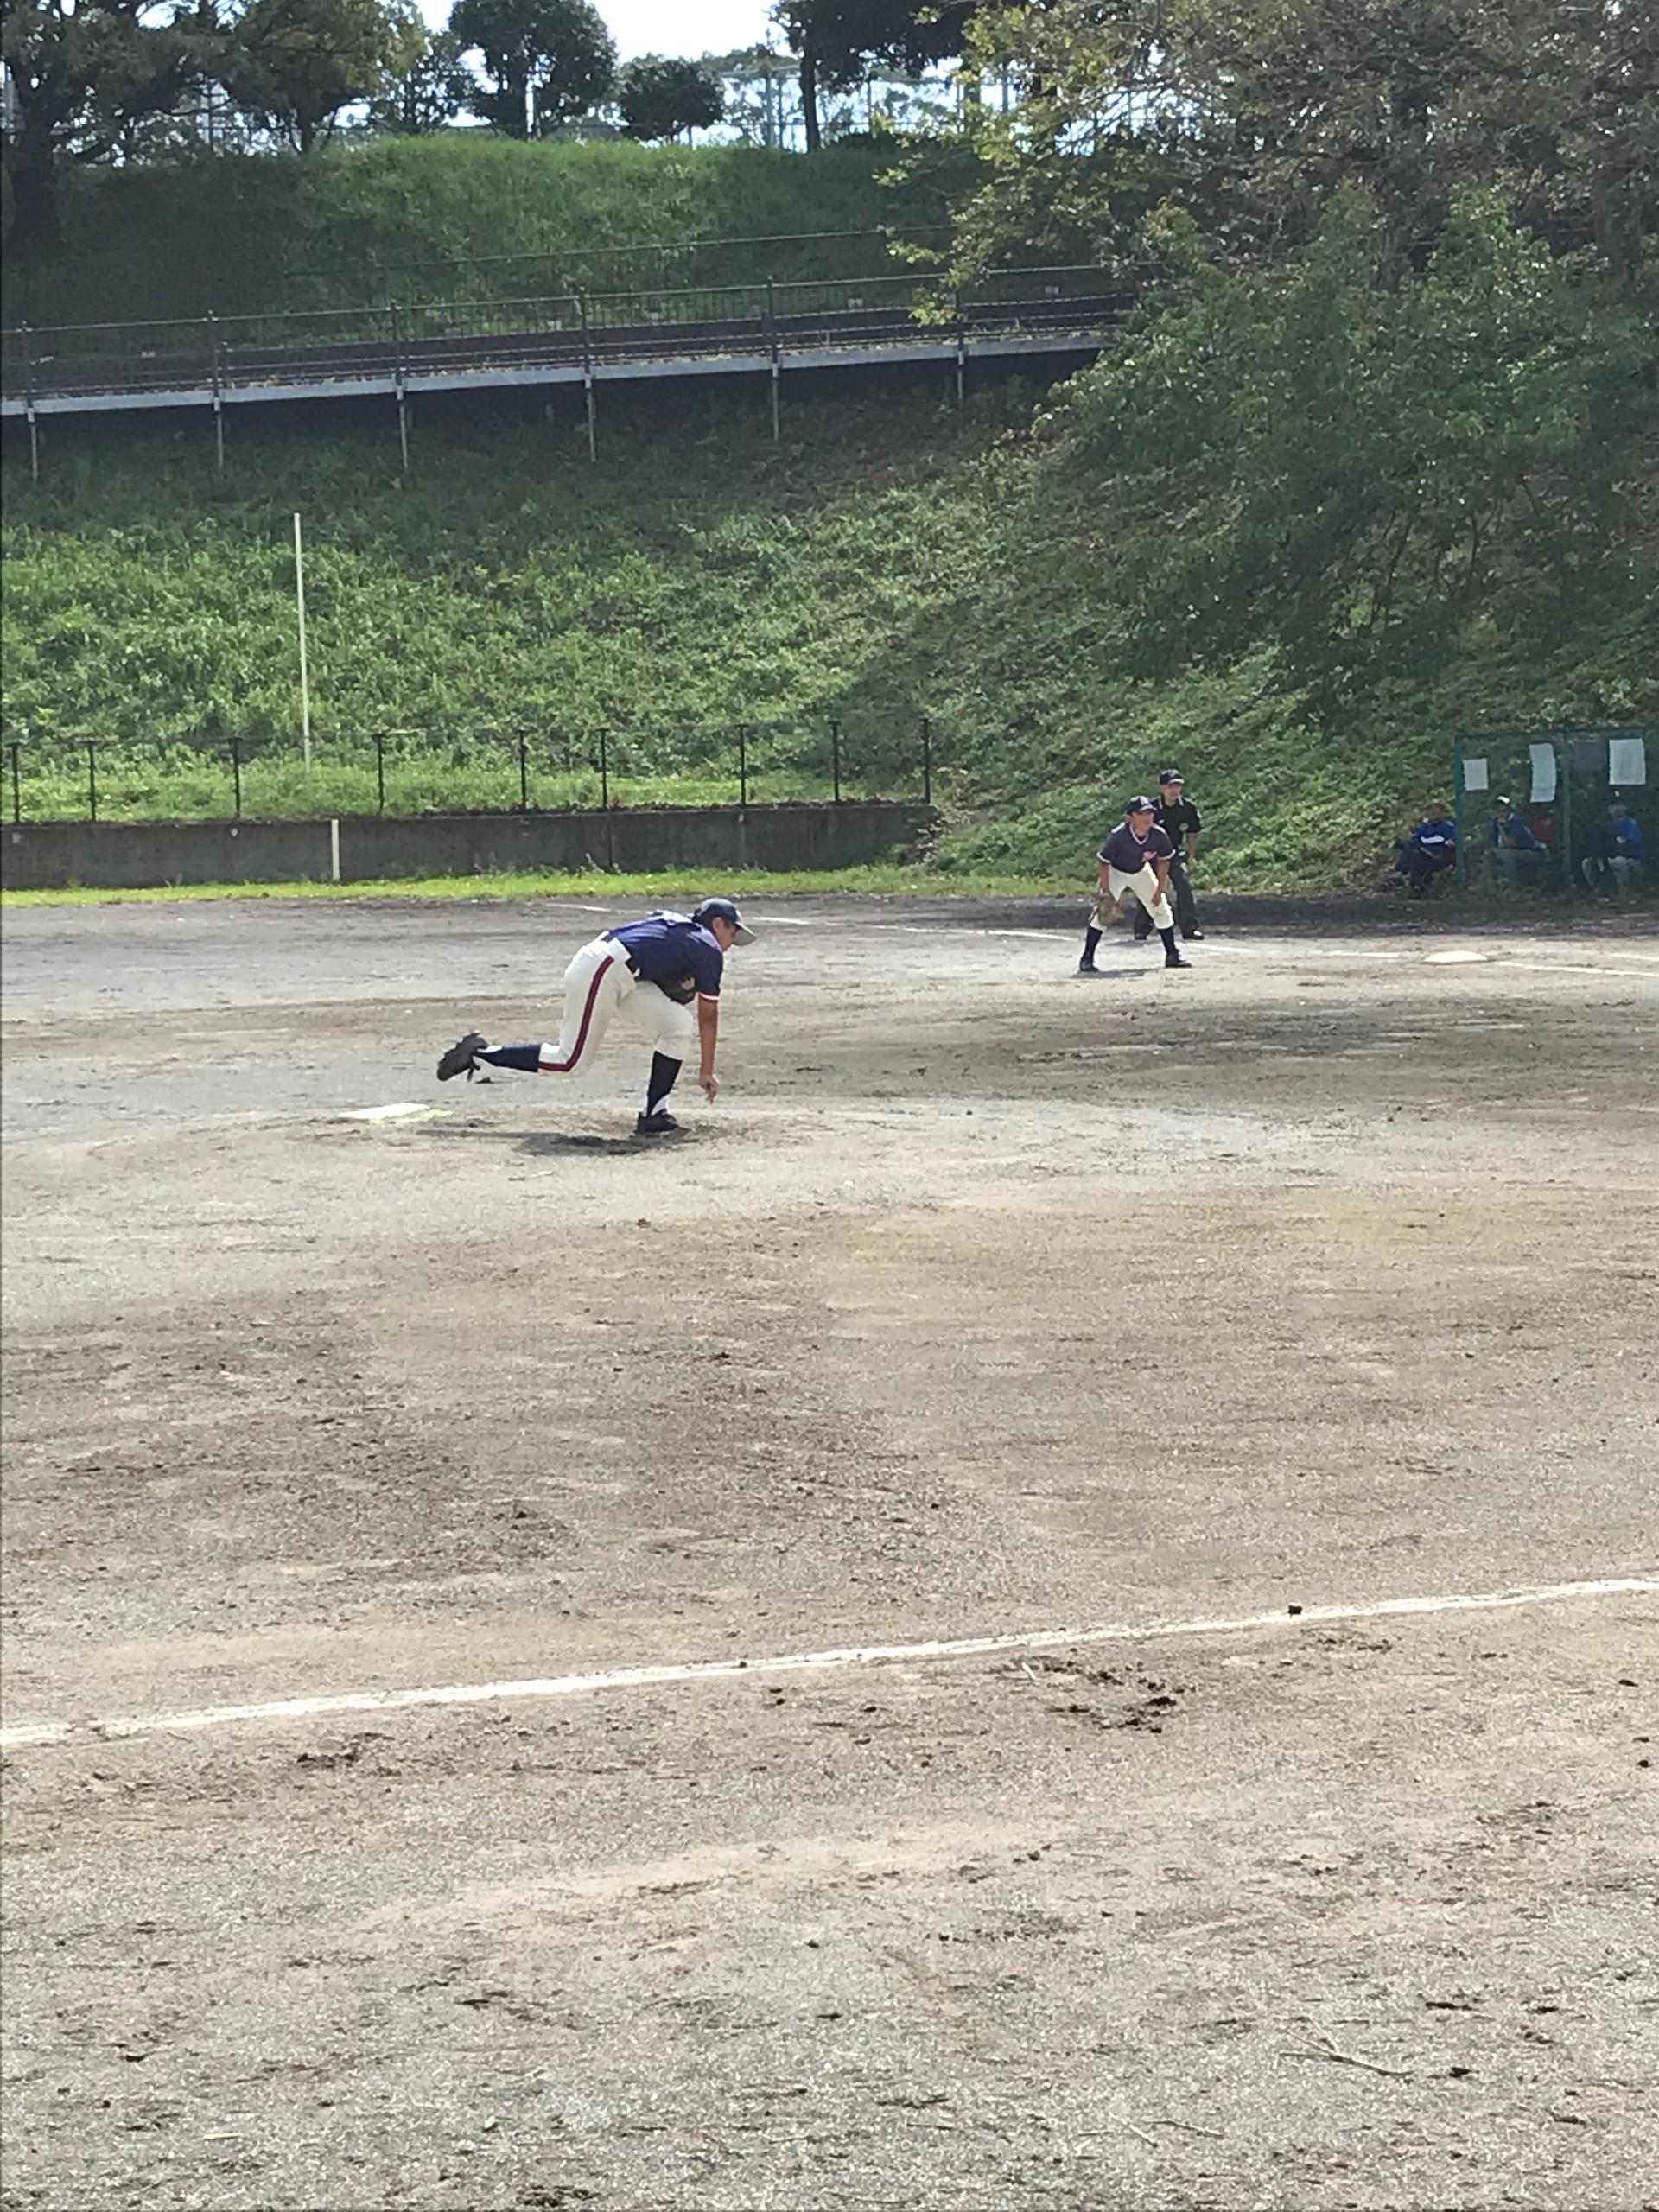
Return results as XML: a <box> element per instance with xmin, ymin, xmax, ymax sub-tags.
<box><xmin>1089</xmin><ymin>895</ymin><xmax>1121</xmax><ymax>930</ymax></box>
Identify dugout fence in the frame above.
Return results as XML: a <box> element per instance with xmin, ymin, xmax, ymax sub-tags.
<box><xmin>1453</xmin><ymin>724</ymin><xmax>1654</xmax><ymax>895</ymax></box>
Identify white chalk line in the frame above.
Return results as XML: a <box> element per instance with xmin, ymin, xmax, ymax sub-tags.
<box><xmin>3</xmin><ymin>1576</ymin><xmax>1652</xmax><ymax>1754</ymax></box>
<box><xmin>885</xmin><ymin>919</ymin><xmax>1659</xmax><ymax>971</ymax></box>
<box><xmin>340</xmin><ymin>1102</ymin><xmax>445</xmax><ymax>1122</ymax></box>
<box><xmin>1502</xmin><ymin>957</ymin><xmax>1659</xmax><ymax>979</ymax></box>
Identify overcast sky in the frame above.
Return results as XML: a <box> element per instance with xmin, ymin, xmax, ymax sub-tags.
<box><xmin>418</xmin><ymin>0</ymin><xmax>780</xmax><ymax>61</ymax></box>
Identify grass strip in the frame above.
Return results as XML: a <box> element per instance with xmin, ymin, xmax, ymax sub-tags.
<box><xmin>2</xmin><ymin>866</ymin><xmax>1080</xmax><ymax>910</ymax></box>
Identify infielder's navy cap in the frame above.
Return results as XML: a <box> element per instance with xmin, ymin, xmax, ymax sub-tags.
<box><xmin>1126</xmin><ymin>795</ymin><xmax>1157</xmax><ymax>813</ymax></box>
<box><xmin>692</xmin><ymin>897</ymin><xmax>755</xmax><ymax>944</ymax></box>
<box><xmin>1159</xmin><ymin>768</ymin><xmax>1185</xmax><ymax>785</ymax></box>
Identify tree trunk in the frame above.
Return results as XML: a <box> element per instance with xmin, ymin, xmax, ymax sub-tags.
<box><xmin>3</xmin><ymin>137</ymin><xmax>64</xmax><ymax>258</ymax></box>
<box><xmin>506</xmin><ymin>67</ymin><xmax>532</xmax><ymax>138</ymax></box>
<box><xmin>799</xmin><ymin>30</ymin><xmax>821</xmax><ymax>152</ymax></box>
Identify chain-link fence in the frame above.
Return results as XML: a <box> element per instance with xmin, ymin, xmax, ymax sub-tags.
<box><xmin>1453</xmin><ymin>724</ymin><xmax>1654</xmax><ymax>895</ymax></box>
<box><xmin>2</xmin><ymin>717</ymin><xmax>940</xmax><ymax>825</ymax></box>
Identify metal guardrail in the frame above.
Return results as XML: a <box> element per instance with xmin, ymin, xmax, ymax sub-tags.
<box><xmin>2</xmin><ymin>267</ymin><xmax>1135</xmax><ymax>406</ymax></box>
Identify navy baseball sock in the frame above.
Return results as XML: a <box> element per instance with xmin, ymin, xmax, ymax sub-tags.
<box><xmin>645</xmin><ymin>1053</ymin><xmax>682</xmax><ymax>1116</ymax></box>
<box><xmin>1159</xmin><ymin>926</ymin><xmax>1180</xmax><ymax>959</ymax></box>
<box><xmin>1081</xmin><ymin>927</ymin><xmax>1103</xmax><ymax>966</ymax></box>
<box><xmin>477</xmin><ymin>1042</ymin><xmax>543</xmax><ymax>1072</ymax></box>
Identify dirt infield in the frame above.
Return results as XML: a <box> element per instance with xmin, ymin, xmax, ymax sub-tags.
<box><xmin>3</xmin><ymin>895</ymin><xmax>1656</xmax><ymax>2211</ymax></box>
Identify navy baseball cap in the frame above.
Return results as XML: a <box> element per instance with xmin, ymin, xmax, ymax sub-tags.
<box><xmin>1159</xmin><ymin>769</ymin><xmax>1184</xmax><ymax>785</ymax></box>
<box><xmin>692</xmin><ymin>897</ymin><xmax>755</xmax><ymax>944</ymax></box>
<box><xmin>1126</xmin><ymin>795</ymin><xmax>1157</xmax><ymax>814</ymax></box>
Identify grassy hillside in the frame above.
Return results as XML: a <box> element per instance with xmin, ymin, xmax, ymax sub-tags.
<box><xmin>10</xmin><ymin>140</ymin><xmax>935</xmax><ymax>327</ymax></box>
<box><xmin>3</xmin><ymin>383</ymin><xmax>1455</xmax><ymax>890</ymax></box>
<box><xmin>4</xmin><ymin>170</ymin><xmax>1650</xmax><ymax>894</ymax></box>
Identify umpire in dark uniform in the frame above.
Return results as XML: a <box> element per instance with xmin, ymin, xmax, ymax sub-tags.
<box><xmin>1133</xmin><ymin>769</ymin><xmax>1205</xmax><ymax>943</ymax></box>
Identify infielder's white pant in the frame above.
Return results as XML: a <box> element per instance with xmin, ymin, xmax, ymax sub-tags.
<box><xmin>537</xmin><ymin>934</ymin><xmax>696</xmax><ymax>1074</ymax></box>
<box><xmin>1108</xmin><ymin>863</ymin><xmax>1173</xmax><ymax>933</ymax></box>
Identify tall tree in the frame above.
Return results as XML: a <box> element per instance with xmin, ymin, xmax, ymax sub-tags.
<box><xmin>937</xmin><ymin>0</ymin><xmax>1658</xmax><ymax>280</ymax></box>
<box><xmin>223</xmin><ymin>0</ymin><xmax>421</xmax><ymax>152</ymax></box>
<box><xmin>614</xmin><ymin>54</ymin><xmax>723</xmax><ymax>143</ymax></box>
<box><xmin>448</xmin><ymin>0</ymin><xmax>613</xmax><ymax>138</ymax></box>
<box><xmin>0</xmin><ymin>0</ymin><xmax>217</xmax><ymax>248</ymax></box>
<box><xmin>773</xmin><ymin>0</ymin><xmax>973</xmax><ymax>152</ymax></box>
<box><xmin>1022</xmin><ymin>187</ymin><xmax>1656</xmax><ymax>709</ymax></box>
<box><xmin>367</xmin><ymin>19</ymin><xmax>471</xmax><ymax>132</ymax></box>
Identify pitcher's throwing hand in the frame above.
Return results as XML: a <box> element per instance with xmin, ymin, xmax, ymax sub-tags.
<box><xmin>437</xmin><ymin>898</ymin><xmax>755</xmax><ymax>1136</ymax></box>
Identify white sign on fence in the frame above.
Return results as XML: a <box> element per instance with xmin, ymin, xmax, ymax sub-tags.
<box><xmin>1607</xmin><ymin>735</ymin><xmax>1648</xmax><ymax>786</ymax></box>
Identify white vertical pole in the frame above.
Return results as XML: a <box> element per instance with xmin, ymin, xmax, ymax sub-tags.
<box><xmin>293</xmin><ymin>512</ymin><xmax>312</xmax><ymax>772</ymax></box>
<box><xmin>329</xmin><ymin>817</ymin><xmax>340</xmax><ymax>882</ymax></box>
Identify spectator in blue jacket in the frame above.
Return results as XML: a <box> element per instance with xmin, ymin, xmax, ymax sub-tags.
<box><xmin>1581</xmin><ymin>802</ymin><xmax>1646</xmax><ymax>895</ymax></box>
<box><xmin>1488</xmin><ymin>798</ymin><xmax>1544</xmax><ymax>888</ymax></box>
<box><xmin>1395</xmin><ymin>809</ymin><xmax>1458</xmax><ymax>898</ymax></box>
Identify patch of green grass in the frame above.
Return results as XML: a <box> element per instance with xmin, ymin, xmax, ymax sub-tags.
<box><xmin>2</xmin><ymin>385</ymin><xmax>998</xmax><ymax>775</ymax></box>
<box><xmin>12</xmin><ymin>140</ymin><xmax>923</xmax><ymax>325</ymax></box>
<box><xmin>1</xmin><ymin>865</ymin><xmax>1077</xmax><ymax>909</ymax></box>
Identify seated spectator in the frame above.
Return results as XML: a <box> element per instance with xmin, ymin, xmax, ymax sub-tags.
<box><xmin>1487</xmin><ymin>798</ymin><xmax>1544</xmax><ymax>888</ymax></box>
<box><xmin>1581</xmin><ymin>801</ymin><xmax>1646</xmax><ymax>895</ymax></box>
<box><xmin>1527</xmin><ymin>806</ymin><xmax>1558</xmax><ymax>851</ymax></box>
<box><xmin>1395</xmin><ymin>808</ymin><xmax>1458</xmax><ymax>898</ymax></box>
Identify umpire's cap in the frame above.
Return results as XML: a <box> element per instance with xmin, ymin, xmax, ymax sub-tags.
<box><xmin>693</xmin><ymin>897</ymin><xmax>756</xmax><ymax>944</ymax></box>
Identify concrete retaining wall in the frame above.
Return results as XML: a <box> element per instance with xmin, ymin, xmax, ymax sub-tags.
<box><xmin>1</xmin><ymin>803</ymin><xmax>935</xmax><ymax>893</ymax></box>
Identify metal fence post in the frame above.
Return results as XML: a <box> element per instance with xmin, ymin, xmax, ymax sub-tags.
<box><xmin>23</xmin><ymin>324</ymin><xmax>40</xmax><ymax>482</ymax></box>
<box><xmin>518</xmin><ymin>730</ymin><xmax>530</xmax><ymax>812</ymax></box>
<box><xmin>1452</xmin><ymin>734</ymin><xmax>1466</xmax><ymax>888</ymax></box>
<box><xmin>830</xmin><ymin>718</ymin><xmax>842</xmax><ymax>804</ymax></box>
<box><xmin>739</xmin><ymin>723</ymin><xmax>748</xmax><ymax>808</ymax></box>
<box><xmin>598</xmin><ymin>727</ymin><xmax>609</xmax><ymax>811</ymax></box>
<box><xmin>10</xmin><ymin>740</ymin><xmax>21</xmax><ymax>824</ymax></box>
<box><xmin>392</xmin><ymin>303</ymin><xmax>410</xmax><ymax>475</ymax></box>
<box><xmin>579</xmin><ymin>294</ymin><xmax>597</xmax><ymax>462</ymax></box>
<box><xmin>207</xmin><ymin>314</ymin><xmax>225</xmax><ymax>474</ymax></box>
<box><xmin>86</xmin><ymin>742</ymin><xmax>98</xmax><ymax>823</ymax></box>
<box><xmin>921</xmin><ymin>715</ymin><xmax>933</xmax><ymax>807</ymax></box>
<box><xmin>375</xmin><ymin>730</ymin><xmax>386</xmax><ymax>815</ymax></box>
<box><xmin>766</xmin><ymin>276</ymin><xmax>780</xmax><ymax>443</ymax></box>
<box><xmin>954</xmin><ymin>288</ymin><xmax>966</xmax><ymax>406</ymax></box>
<box><xmin>230</xmin><ymin>734</ymin><xmax>243</xmax><ymax>819</ymax></box>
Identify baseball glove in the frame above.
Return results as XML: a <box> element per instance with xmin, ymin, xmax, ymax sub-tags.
<box><xmin>655</xmin><ymin>973</ymin><xmax>697</xmax><ymax>1005</ymax></box>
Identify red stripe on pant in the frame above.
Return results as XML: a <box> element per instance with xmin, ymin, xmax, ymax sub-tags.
<box><xmin>538</xmin><ymin>954</ymin><xmax>614</xmax><ymax>1073</ymax></box>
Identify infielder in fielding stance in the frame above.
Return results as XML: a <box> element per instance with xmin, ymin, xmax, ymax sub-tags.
<box><xmin>1078</xmin><ymin>799</ymin><xmax>1193</xmax><ymax>973</ymax></box>
<box><xmin>436</xmin><ymin>898</ymin><xmax>755</xmax><ymax>1135</ymax></box>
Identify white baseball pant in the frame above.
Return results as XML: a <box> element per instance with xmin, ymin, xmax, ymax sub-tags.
<box><xmin>1108</xmin><ymin>863</ymin><xmax>1174</xmax><ymax>933</ymax></box>
<box><xmin>537</xmin><ymin>934</ymin><xmax>696</xmax><ymax>1075</ymax></box>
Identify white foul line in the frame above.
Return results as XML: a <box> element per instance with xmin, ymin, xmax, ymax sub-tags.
<box><xmin>2</xmin><ymin>1576</ymin><xmax>1652</xmax><ymax>1754</ymax></box>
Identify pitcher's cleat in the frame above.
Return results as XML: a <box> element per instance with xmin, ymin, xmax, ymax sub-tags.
<box><xmin>436</xmin><ymin>1031</ymin><xmax>488</xmax><ymax>1082</ymax></box>
<box><xmin>1164</xmin><ymin>952</ymin><xmax>1192</xmax><ymax>969</ymax></box>
<box><xmin>635</xmin><ymin>1109</ymin><xmax>682</xmax><ymax>1136</ymax></box>
<box><xmin>1075</xmin><ymin>962</ymin><xmax>1103</xmax><ymax>977</ymax></box>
